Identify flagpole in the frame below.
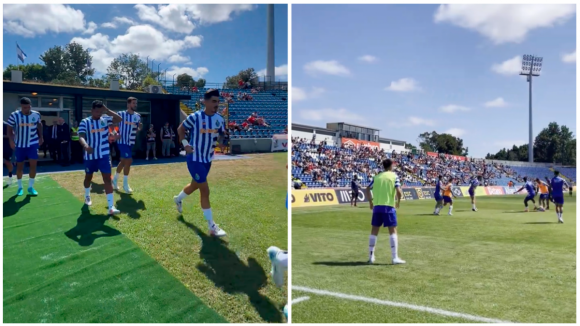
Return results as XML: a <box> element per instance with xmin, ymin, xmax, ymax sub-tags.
<box><xmin>16</xmin><ymin>42</ymin><xmax>18</xmax><ymax>71</ymax></box>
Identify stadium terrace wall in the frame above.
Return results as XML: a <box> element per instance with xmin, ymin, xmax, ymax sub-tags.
<box><xmin>291</xmin><ymin>186</ymin><xmax>575</xmax><ymax>208</ymax></box>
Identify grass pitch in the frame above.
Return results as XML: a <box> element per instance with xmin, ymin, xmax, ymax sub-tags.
<box><xmin>5</xmin><ymin>153</ymin><xmax>287</xmax><ymax>323</ymax></box>
<box><xmin>291</xmin><ymin>195</ymin><xmax>576</xmax><ymax>323</ymax></box>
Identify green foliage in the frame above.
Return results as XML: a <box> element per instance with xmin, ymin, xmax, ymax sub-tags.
<box><xmin>142</xmin><ymin>75</ymin><xmax>160</xmax><ymax>88</ymax></box>
<box><xmin>39</xmin><ymin>42</ymin><xmax>94</xmax><ymax>83</ymax></box>
<box><xmin>224</xmin><ymin>68</ymin><xmax>257</xmax><ymax>89</ymax></box>
<box><xmin>176</xmin><ymin>73</ymin><xmax>194</xmax><ymax>87</ymax></box>
<box><xmin>106</xmin><ymin>53</ymin><xmax>149</xmax><ymax>90</ymax></box>
<box><xmin>195</xmin><ymin>78</ymin><xmax>206</xmax><ymax>88</ymax></box>
<box><xmin>485</xmin><ymin>122</ymin><xmax>575</xmax><ymax>165</ymax></box>
<box><xmin>3</xmin><ymin>64</ymin><xmax>47</xmax><ymax>81</ymax></box>
<box><xmin>418</xmin><ymin>131</ymin><xmax>468</xmax><ymax>156</ymax></box>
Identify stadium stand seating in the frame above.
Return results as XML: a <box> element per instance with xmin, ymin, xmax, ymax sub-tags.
<box><xmin>165</xmin><ymin>86</ymin><xmax>287</xmax><ymax>139</ymax></box>
<box><xmin>291</xmin><ymin>138</ymin><xmax>576</xmax><ymax>189</ymax></box>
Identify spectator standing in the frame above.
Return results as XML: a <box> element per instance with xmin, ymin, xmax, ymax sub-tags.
<box><xmin>146</xmin><ymin>124</ymin><xmax>157</xmax><ymax>160</ymax></box>
<box><xmin>161</xmin><ymin>122</ymin><xmax>174</xmax><ymax>157</ymax></box>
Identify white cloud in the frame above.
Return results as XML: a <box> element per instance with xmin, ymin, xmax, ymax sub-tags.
<box><xmin>408</xmin><ymin>116</ymin><xmax>435</xmax><ymax>126</ymax></box>
<box><xmin>168</xmin><ymin>54</ymin><xmax>191</xmax><ymax>63</ymax></box>
<box><xmin>83</xmin><ymin>22</ymin><xmax>97</xmax><ymax>34</ymax></box>
<box><xmin>385</xmin><ymin>78</ymin><xmax>420</xmax><ymax>92</ymax></box>
<box><xmin>484</xmin><ymin>97</ymin><xmax>508</xmax><ymax>108</ymax></box>
<box><xmin>445</xmin><ymin>128</ymin><xmax>467</xmax><ymax>137</ymax></box>
<box><xmin>71</xmin><ymin>25</ymin><xmax>203</xmax><ymax>74</ymax></box>
<box><xmin>562</xmin><ymin>50</ymin><xmax>576</xmax><ymax>63</ymax></box>
<box><xmin>101</xmin><ymin>16</ymin><xmax>135</xmax><ymax>29</ymax></box>
<box><xmin>3</xmin><ymin>4</ymin><xmax>92</xmax><ymax>37</ymax></box>
<box><xmin>292</xmin><ymin>87</ymin><xmax>325</xmax><ymax>102</ymax></box>
<box><xmin>304</xmin><ymin>60</ymin><xmax>350</xmax><ymax>76</ymax></box>
<box><xmin>256</xmin><ymin>64</ymin><xmax>289</xmax><ymax>79</ymax></box>
<box><xmin>166</xmin><ymin>66</ymin><xmax>209</xmax><ymax>79</ymax></box>
<box><xmin>134</xmin><ymin>4</ymin><xmax>255</xmax><ymax>34</ymax></box>
<box><xmin>358</xmin><ymin>55</ymin><xmax>378</xmax><ymax>63</ymax></box>
<box><xmin>492</xmin><ymin>56</ymin><xmax>522</xmax><ymax>76</ymax></box>
<box><xmin>434</xmin><ymin>4</ymin><xmax>575</xmax><ymax>44</ymax></box>
<box><xmin>439</xmin><ymin>104</ymin><xmax>470</xmax><ymax>113</ymax></box>
<box><xmin>300</xmin><ymin>108</ymin><xmax>362</xmax><ymax>122</ymax></box>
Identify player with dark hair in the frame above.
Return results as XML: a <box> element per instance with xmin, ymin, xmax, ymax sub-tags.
<box><xmin>78</xmin><ymin>101</ymin><xmax>123</xmax><ymax>214</ymax></box>
<box><xmin>365</xmin><ymin>159</ymin><xmax>405</xmax><ymax>265</ymax></box>
<box><xmin>112</xmin><ymin>97</ymin><xmax>142</xmax><ymax>193</ymax></box>
<box><xmin>536</xmin><ymin>178</ymin><xmax>550</xmax><ymax>210</ymax></box>
<box><xmin>515</xmin><ymin>177</ymin><xmax>538</xmax><ymax>212</ymax></box>
<box><xmin>544</xmin><ymin>176</ymin><xmax>552</xmax><ymax>210</ymax></box>
<box><xmin>173</xmin><ymin>89</ymin><xmax>227</xmax><ymax>237</ymax></box>
<box><xmin>551</xmin><ymin>170</ymin><xmax>569</xmax><ymax>223</ymax></box>
<box><xmin>433</xmin><ymin>175</ymin><xmax>444</xmax><ymax>215</ymax></box>
<box><xmin>7</xmin><ymin>97</ymin><xmax>44</xmax><ymax>196</ymax></box>
<box><xmin>468</xmin><ymin>175</ymin><xmax>482</xmax><ymax>212</ymax></box>
<box><xmin>441</xmin><ymin>179</ymin><xmax>456</xmax><ymax>215</ymax></box>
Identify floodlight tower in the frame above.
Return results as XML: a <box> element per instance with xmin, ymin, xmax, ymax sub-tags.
<box><xmin>519</xmin><ymin>54</ymin><xmax>543</xmax><ymax>163</ymax></box>
<box><xmin>266</xmin><ymin>4</ymin><xmax>275</xmax><ymax>85</ymax></box>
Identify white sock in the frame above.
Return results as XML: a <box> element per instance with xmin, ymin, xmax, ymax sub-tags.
<box><xmin>176</xmin><ymin>190</ymin><xmax>188</xmax><ymax>201</ymax></box>
<box><xmin>472</xmin><ymin>204</ymin><xmax>476</xmax><ymax>209</ymax></box>
<box><xmin>114</xmin><ymin>173</ymin><xmax>119</xmax><ymax>180</ymax></box>
<box><xmin>17</xmin><ymin>179</ymin><xmax>22</xmax><ymax>188</ymax></box>
<box><xmin>28</xmin><ymin>178</ymin><xmax>35</xmax><ymax>188</ymax></box>
<box><xmin>106</xmin><ymin>193</ymin><xmax>114</xmax><ymax>208</ymax></box>
<box><xmin>123</xmin><ymin>175</ymin><xmax>128</xmax><ymax>185</ymax></box>
<box><xmin>449</xmin><ymin>205</ymin><xmax>453</xmax><ymax>213</ymax></box>
<box><xmin>277</xmin><ymin>251</ymin><xmax>288</xmax><ymax>268</ymax></box>
<box><xmin>390</xmin><ymin>234</ymin><xmax>398</xmax><ymax>260</ymax></box>
<box><xmin>203</xmin><ymin>208</ymin><xmax>214</xmax><ymax>228</ymax></box>
<box><xmin>369</xmin><ymin>235</ymin><xmax>377</xmax><ymax>257</ymax></box>
<box><xmin>85</xmin><ymin>188</ymin><xmax>91</xmax><ymax>196</ymax></box>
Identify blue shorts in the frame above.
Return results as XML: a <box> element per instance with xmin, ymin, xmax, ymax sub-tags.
<box><xmin>434</xmin><ymin>195</ymin><xmax>442</xmax><ymax>202</ymax></box>
<box><xmin>15</xmin><ymin>144</ymin><xmax>39</xmax><ymax>162</ymax></box>
<box><xmin>187</xmin><ymin>160</ymin><xmax>212</xmax><ymax>183</ymax></box>
<box><xmin>443</xmin><ymin>196</ymin><xmax>452</xmax><ymax>203</ymax></box>
<box><xmin>371</xmin><ymin>206</ymin><xmax>397</xmax><ymax>227</ymax></box>
<box><xmin>118</xmin><ymin>144</ymin><xmax>133</xmax><ymax>159</ymax></box>
<box><xmin>4</xmin><ymin>147</ymin><xmax>13</xmax><ymax>161</ymax></box>
<box><xmin>552</xmin><ymin>195</ymin><xmax>564</xmax><ymax>205</ymax></box>
<box><xmin>468</xmin><ymin>190</ymin><xmax>475</xmax><ymax>197</ymax></box>
<box><xmin>84</xmin><ymin>156</ymin><xmax>112</xmax><ymax>174</ymax></box>
<box><xmin>540</xmin><ymin>194</ymin><xmax>548</xmax><ymax>200</ymax></box>
<box><xmin>525</xmin><ymin>194</ymin><xmax>535</xmax><ymax>201</ymax></box>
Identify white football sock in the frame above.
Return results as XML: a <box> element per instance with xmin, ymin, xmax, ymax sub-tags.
<box><xmin>177</xmin><ymin>190</ymin><xmax>188</xmax><ymax>201</ymax></box>
<box><xmin>203</xmin><ymin>208</ymin><xmax>214</xmax><ymax>228</ymax></box>
<box><xmin>123</xmin><ymin>175</ymin><xmax>128</xmax><ymax>185</ymax></box>
<box><xmin>28</xmin><ymin>178</ymin><xmax>35</xmax><ymax>188</ymax></box>
<box><xmin>449</xmin><ymin>205</ymin><xmax>453</xmax><ymax>213</ymax></box>
<box><xmin>17</xmin><ymin>179</ymin><xmax>22</xmax><ymax>188</ymax></box>
<box><xmin>369</xmin><ymin>235</ymin><xmax>377</xmax><ymax>257</ymax></box>
<box><xmin>106</xmin><ymin>193</ymin><xmax>114</xmax><ymax>209</ymax></box>
<box><xmin>389</xmin><ymin>234</ymin><xmax>398</xmax><ymax>260</ymax></box>
<box><xmin>85</xmin><ymin>188</ymin><xmax>91</xmax><ymax>196</ymax></box>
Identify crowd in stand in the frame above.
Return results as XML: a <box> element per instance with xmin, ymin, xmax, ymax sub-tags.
<box><xmin>292</xmin><ymin>138</ymin><xmax>524</xmax><ymax>187</ymax></box>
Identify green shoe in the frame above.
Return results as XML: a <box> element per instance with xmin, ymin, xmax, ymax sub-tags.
<box><xmin>16</xmin><ymin>188</ymin><xmax>23</xmax><ymax>196</ymax></box>
<box><xmin>27</xmin><ymin>187</ymin><xmax>38</xmax><ymax>196</ymax></box>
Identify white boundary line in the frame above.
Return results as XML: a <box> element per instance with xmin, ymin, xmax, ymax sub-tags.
<box><xmin>290</xmin><ymin>296</ymin><xmax>310</xmax><ymax>305</ymax></box>
<box><xmin>293</xmin><ymin>286</ymin><xmax>513</xmax><ymax>323</ymax></box>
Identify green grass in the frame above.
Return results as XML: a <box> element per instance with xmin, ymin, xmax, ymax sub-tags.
<box><xmin>291</xmin><ymin>195</ymin><xmax>576</xmax><ymax>323</ymax></box>
<box><xmin>8</xmin><ymin>153</ymin><xmax>287</xmax><ymax>323</ymax></box>
<box><xmin>4</xmin><ymin>176</ymin><xmax>225</xmax><ymax>323</ymax></box>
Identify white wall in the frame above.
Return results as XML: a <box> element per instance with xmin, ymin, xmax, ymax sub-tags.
<box><xmin>379</xmin><ymin>142</ymin><xmax>407</xmax><ymax>153</ymax></box>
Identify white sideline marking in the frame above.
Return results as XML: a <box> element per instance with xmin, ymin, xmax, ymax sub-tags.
<box><xmin>291</xmin><ymin>296</ymin><xmax>310</xmax><ymax>305</ymax></box>
<box><xmin>293</xmin><ymin>286</ymin><xmax>512</xmax><ymax>323</ymax></box>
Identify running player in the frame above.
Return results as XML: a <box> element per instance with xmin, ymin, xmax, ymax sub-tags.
<box><xmin>433</xmin><ymin>175</ymin><xmax>443</xmax><ymax>215</ymax></box>
<box><xmin>112</xmin><ymin>97</ymin><xmax>142</xmax><ymax>193</ymax></box>
<box><xmin>468</xmin><ymin>175</ymin><xmax>482</xmax><ymax>212</ymax></box>
<box><xmin>350</xmin><ymin>175</ymin><xmax>360</xmax><ymax>207</ymax></box>
<box><xmin>173</xmin><ymin>89</ymin><xmax>227</xmax><ymax>237</ymax></box>
<box><xmin>365</xmin><ymin>158</ymin><xmax>405</xmax><ymax>265</ymax></box>
<box><xmin>6</xmin><ymin>97</ymin><xmax>44</xmax><ymax>196</ymax></box>
<box><xmin>442</xmin><ymin>180</ymin><xmax>455</xmax><ymax>215</ymax></box>
<box><xmin>4</xmin><ymin>121</ymin><xmax>14</xmax><ymax>186</ymax></box>
<box><xmin>78</xmin><ymin>101</ymin><xmax>122</xmax><ymax>214</ymax></box>
<box><xmin>515</xmin><ymin>177</ymin><xmax>538</xmax><ymax>212</ymax></box>
<box><xmin>544</xmin><ymin>176</ymin><xmax>552</xmax><ymax>209</ymax></box>
<box><xmin>551</xmin><ymin>171</ymin><xmax>569</xmax><ymax>223</ymax></box>
<box><xmin>536</xmin><ymin>178</ymin><xmax>550</xmax><ymax>210</ymax></box>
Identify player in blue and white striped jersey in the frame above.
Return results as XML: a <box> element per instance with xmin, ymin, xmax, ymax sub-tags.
<box><xmin>112</xmin><ymin>97</ymin><xmax>142</xmax><ymax>193</ymax></box>
<box><xmin>6</xmin><ymin>97</ymin><xmax>44</xmax><ymax>196</ymax></box>
<box><xmin>78</xmin><ymin>100</ymin><xmax>123</xmax><ymax>215</ymax></box>
<box><xmin>173</xmin><ymin>89</ymin><xmax>227</xmax><ymax>237</ymax></box>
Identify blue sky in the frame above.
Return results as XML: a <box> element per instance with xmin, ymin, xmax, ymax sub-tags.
<box><xmin>292</xmin><ymin>4</ymin><xmax>576</xmax><ymax>158</ymax></box>
<box><xmin>3</xmin><ymin>4</ymin><xmax>288</xmax><ymax>84</ymax></box>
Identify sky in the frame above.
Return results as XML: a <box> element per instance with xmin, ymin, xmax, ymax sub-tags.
<box><xmin>3</xmin><ymin>4</ymin><xmax>288</xmax><ymax>84</ymax></box>
<box><xmin>292</xmin><ymin>4</ymin><xmax>576</xmax><ymax>158</ymax></box>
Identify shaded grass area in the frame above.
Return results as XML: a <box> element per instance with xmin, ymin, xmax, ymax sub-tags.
<box><xmin>52</xmin><ymin>153</ymin><xmax>288</xmax><ymax>323</ymax></box>
<box><xmin>3</xmin><ymin>177</ymin><xmax>225</xmax><ymax>323</ymax></box>
<box><xmin>292</xmin><ymin>195</ymin><xmax>576</xmax><ymax>323</ymax></box>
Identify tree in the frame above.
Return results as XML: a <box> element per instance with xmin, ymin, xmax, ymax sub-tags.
<box><xmin>142</xmin><ymin>75</ymin><xmax>160</xmax><ymax>88</ymax></box>
<box><xmin>176</xmin><ymin>73</ymin><xmax>194</xmax><ymax>87</ymax></box>
<box><xmin>196</xmin><ymin>78</ymin><xmax>206</xmax><ymax>88</ymax></box>
<box><xmin>107</xmin><ymin>53</ymin><xmax>148</xmax><ymax>90</ymax></box>
<box><xmin>224</xmin><ymin>68</ymin><xmax>257</xmax><ymax>89</ymax></box>
<box><xmin>3</xmin><ymin>64</ymin><xmax>47</xmax><ymax>82</ymax></box>
<box><xmin>39</xmin><ymin>42</ymin><xmax>93</xmax><ymax>84</ymax></box>
<box><xmin>40</xmin><ymin>45</ymin><xmax>67</xmax><ymax>81</ymax></box>
<box><xmin>64</xmin><ymin>42</ymin><xmax>94</xmax><ymax>83</ymax></box>
<box><xmin>87</xmin><ymin>76</ymin><xmax>109</xmax><ymax>88</ymax></box>
<box><xmin>405</xmin><ymin>142</ymin><xmax>417</xmax><ymax>153</ymax></box>
<box><xmin>417</xmin><ymin>131</ymin><xmax>468</xmax><ymax>156</ymax></box>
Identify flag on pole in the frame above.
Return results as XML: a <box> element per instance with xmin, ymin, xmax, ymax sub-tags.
<box><xmin>16</xmin><ymin>43</ymin><xmax>27</xmax><ymax>63</ymax></box>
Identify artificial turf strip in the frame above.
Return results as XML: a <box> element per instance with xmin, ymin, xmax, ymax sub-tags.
<box><xmin>291</xmin><ymin>195</ymin><xmax>576</xmax><ymax>323</ymax></box>
<box><xmin>3</xmin><ymin>176</ymin><xmax>226</xmax><ymax>323</ymax></box>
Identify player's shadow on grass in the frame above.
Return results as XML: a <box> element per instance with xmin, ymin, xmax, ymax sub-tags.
<box><xmin>115</xmin><ymin>192</ymin><xmax>146</xmax><ymax>219</ymax></box>
<box><xmin>177</xmin><ymin>216</ymin><xmax>283</xmax><ymax>323</ymax></box>
<box><xmin>313</xmin><ymin>261</ymin><xmax>391</xmax><ymax>266</ymax></box>
<box><xmin>3</xmin><ymin>194</ymin><xmax>32</xmax><ymax>218</ymax></box>
<box><xmin>64</xmin><ymin>205</ymin><xmax>121</xmax><ymax>246</ymax></box>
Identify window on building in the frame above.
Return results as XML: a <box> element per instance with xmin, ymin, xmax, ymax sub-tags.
<box><xmin>41</xmin><ymin>97</ymin><xmax>60</xmax><ymax>108</ymax></box>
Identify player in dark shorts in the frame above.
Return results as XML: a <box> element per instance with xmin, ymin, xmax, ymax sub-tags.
<box><xmin>3</xmin><ymin>121</ymin><xmax>14</xmax><ymax>186</ymax></box>
<box><xmin>544</xmin><ymin>176</ymin><xmax>552</xmax><ymax>209</ymax></box>
<box><xmin>351</xmin><ymin>175</ymin><xmax>360</xmax><ymax>207</ymax></box>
